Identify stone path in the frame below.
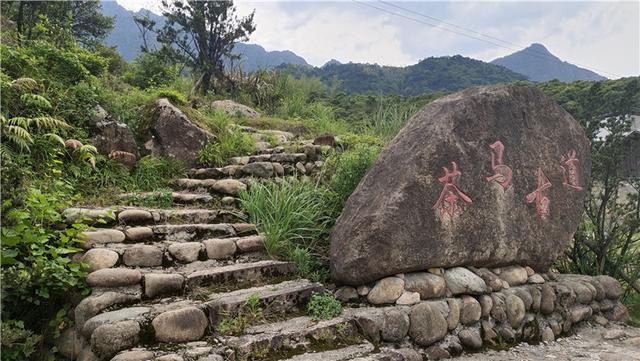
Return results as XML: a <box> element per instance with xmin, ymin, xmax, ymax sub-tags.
<box><xmin>455</xmin><ymin>322</ymin><xmax>640</xmax><ymax>361</ymax></box>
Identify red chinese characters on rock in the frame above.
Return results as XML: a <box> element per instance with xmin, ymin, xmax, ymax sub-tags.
<box><xmin>561</xmin><ymin>150</ymin><xmax>583</xmax><ymax>191</ymax></box>
<box><xmin>526</xmin><ymin>168</ymin><xmax>552</xmax><ymax>219</ymax></box>
<box><xmin>486</xmin><ymin>140</ymin><xmax>513</xmax><ymax>190</ymax></box>
<box><xmin>433</xmin><ymin>161</ymin><xmax>473</xmax><ymax>220</ymax></box>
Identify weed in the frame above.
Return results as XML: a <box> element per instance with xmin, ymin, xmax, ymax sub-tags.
<box><xmin>217</xmin><ymin>294</ymin><xmax>264</xmax><ymax>335</ymax></box>
<box><xmin>307</xmin><ymin>292</ymin><xmax>342</xmax><ymax>320</ymax></box>
<box><xmin>122</xmin><ymin>188</ymin><xmax>174</xmax><ymax>208</ymax></box>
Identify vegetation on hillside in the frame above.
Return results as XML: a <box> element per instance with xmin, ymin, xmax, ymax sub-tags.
<box><xmin>0</xmin><ymin>1</ymin><xmax>638</xmax><ymax>358</ymax></box>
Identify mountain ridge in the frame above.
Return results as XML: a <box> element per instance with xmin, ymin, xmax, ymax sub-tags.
<box><xmin>491</xmin><ymin>43</ymin><xmax>606</xmax><ymax>82</ymax></box>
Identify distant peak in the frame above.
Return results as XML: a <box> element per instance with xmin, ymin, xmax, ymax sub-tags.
<box><xmin>524</xmin><ymin>43</ymin><xmax>552</xmax><ymax>55</ymax></box>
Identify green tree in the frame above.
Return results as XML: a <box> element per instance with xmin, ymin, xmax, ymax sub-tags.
<box><xmin>0</xmin><ymin>0</ymin><xmax>113</xmax><ymax>47</ymax></box>
<box><xmin>158</xmin><ymin>0</ymin><xmax>255</xmax><ymax>94</ymax></box>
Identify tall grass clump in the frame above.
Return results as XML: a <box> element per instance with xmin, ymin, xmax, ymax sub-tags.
<box><xmin>197</xmin><ymin>109</ymin><xmax>256</xmax><ymax>167</ymax></box>
<box><xmin>239</xmin><ymin>179</ymin><xmax>331</xmax><ymax>280</ymax></box>
<box><xmin>364</xmin><ymin>102</ymin><xmax>417</xmax><ymax>142</ymax></box>
<box><xmin>324</xmin><ymin>142</ymin><xmax>382</xmax><ymax>206</ymax></box>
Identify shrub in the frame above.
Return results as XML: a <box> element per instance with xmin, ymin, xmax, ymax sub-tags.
<box><xmin>130</xmin><ymin>156</ymin><xmax>185</xmax><ymax>191</ymax></box>
<box><xmin>197</xmin><ymin>111</ymin><xmax>256</xmax><ymax>167</ymax></box>
<box><xmin>122</xmin><ymin>188</ymin><xmax>174</xmax><ymax>208</ymax></box>
<box><xmin>124</xmin><ymin>52</ymin><xmax>179</xmax><ymax>90</ymax></box>
<box><xmin>0</xmin><ymin>320</ymin><xmax>41</xmax><ymax>361</ymax></box>
<box><xmin>324</xmin><ymin>142</ymin><xmax>382</xmax><ymax>205</ymax></box>
<box><xmin>307</xmin><ymin>291</ymin><xmax>342</xmax><ymax>320</ymax></box>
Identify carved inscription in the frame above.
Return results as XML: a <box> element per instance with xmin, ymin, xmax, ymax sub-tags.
<box><xmin>526</xmin><ymin>168</ymin><xmax>552</xmax><ymax>218</ymax></box>
<box><xmin>486</xmin><ymin>140</ymin><xmax>513</xmax><ymax>190</ymax></box>
<box><xmin>433</xmin><ymin>161</ymin><xmax>473</xmax><ymax>220</ymax></box>
<box><xmin>561</xmin><ymin>150</ymin><xmax>583</xmax><ymax>191</ymax></box>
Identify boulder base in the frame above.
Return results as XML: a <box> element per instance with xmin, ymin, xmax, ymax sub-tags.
<box><xmin>331</xmin><ymin>85</ymin><xmax>590</xmax><ymax>285</ymax></box>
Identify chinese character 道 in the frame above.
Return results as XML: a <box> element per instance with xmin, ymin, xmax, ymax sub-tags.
<box><xmin>433</xmin><ymin>161</ymin><xmax>473</xmax><ymax>221</ymax></box>
<box><xmin>561</xmin><ymin>150</ymin><xmax>583</xmax><ymax>192</ymax></box>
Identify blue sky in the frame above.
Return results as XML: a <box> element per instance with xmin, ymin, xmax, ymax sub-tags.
<box><xmin>114</xmin><ymin>1</ymin><xmax>639</xmax><ymax>78</ymax></box>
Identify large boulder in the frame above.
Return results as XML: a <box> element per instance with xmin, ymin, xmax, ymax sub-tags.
<box><xmin>331</xmin><ymin>85</ymin><xmax>590</xmax><ymax>285</ymax></box>
<box><xmin>143</xmin><ymin>98</ymin><xmax>215</xmax><ymax>166</ymax></box>
<box><xmin>90</xmin><ymin>105</ymin><xmax>139</xmax><ymax>160</ymax></box>
<box><xmin>211</xmin><ymin>100</ymin><xmax>260</xmax><ymax>118</ymax></box>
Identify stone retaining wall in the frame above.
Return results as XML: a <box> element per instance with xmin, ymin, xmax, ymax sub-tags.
<box><xmin>334</xmin><ymin>266</ymin><xmax>629</xmax><ymax>358</ymax></box>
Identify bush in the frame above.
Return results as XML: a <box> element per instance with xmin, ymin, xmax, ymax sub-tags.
<box><xmin>239</xmin><ymin>179</ymin><xmax>332</xmax><ymax>278</ymax></box>
<box><xmin>324</xmin><ymin>142</ymin><xmax>382</xmax><ymax>205</ymax></box>
<box><xmin>124</xmin><ymin>52</ymin><xmax>179</xmax><ymax>90</ymax></box>
<box><xmin>307</xmin><ymin>291</ymin><xmax>342</xmax><ymax>320</ymax></box>
<box><xmin>130</xmin><ymin>156</ymin><xmax>185</xmax><ymax>191</ymax></box>
<box><xmin>0</xmin><ymin>320</ymin><xmax>41</xmax><ymax>361</ymax></box>
<box><xmin>197</xmin><ymin>110</ymin><xmax>256</xmax><ymax>167</ymax></box>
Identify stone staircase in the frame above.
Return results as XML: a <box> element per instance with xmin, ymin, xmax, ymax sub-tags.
<box><xmin>62</xmin><ymin>136</ymin><xmax>398</xmax><ymax>361</ymax></box>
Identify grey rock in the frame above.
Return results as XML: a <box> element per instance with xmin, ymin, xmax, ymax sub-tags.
<box><xmin>499</xmin><ymin>266</ymin><xmax>528</xmax><ymax>286</ymax></box>
<box><xmin>528</xmin><ymin>274</ymin><xmax>545</xmax><ymax>284</ymax></box>
<box><xmin>144</xmin><ymin>273</ymin><xmax>184</xmax><ymax>298</ymax></box>
<box><xmin>152</xmin><ymin>307</ymin><xmax>208</xmax><ymax>343</ymax></box>
<box><xmin>357</xmin><ymin>285</ymin><xmax>371</xmax><ymax>296</ymax></box>
<box><xmin>211</xmin><ymin>179</ymin><xmax>246</xmax><ymax>196</ymax></box>
<box><xmin>82</xmin><ymin>249</ymin><xmax>119</xmax><ymax>272</ymax></box>
<box><xmin>57</xmin><ymin>328</ymin><xmax>81</xmax><ymax>359</ymax></box>
<box><xmin>211</xmin><ymin>100</ymin><xmax>259</xmax><ymax>118</ymax></box>
<box><xmin>124</xmin><ymin>227</ymin><xmax>154</xmax><ymax>242</ymax></box>
<box><xmin>595</xmin><ymin>275</ymin><xmax>622</xmax><ymax>299</ymax></box>
<box><xmin>530</xmin><ymin>286</ymin><xmax>542</xmax><ymax>311</ymax></box>
<box><xmin>479</xmin><ymin>295</ymin><xmax>493</xmax><ymax>318</ymax></box>
<box><xmin>235</xmin><ymin>235</ymin><xmax>264</xmax><ymax>252</ymax></box>
<box><xmin>404</xmin><ymin>272</ymin><xmax>447</xmax><ymax>299</ymax></box>
<box><xmin>367</xmin><ymin>277</ymin><xmax>404</xmax><ymax>304</ymax></box>
<box><xmin>409</xmin><ymin>302</ymin><xmax>448</xmax><ymax>346</ymax></box>
<box><xmin>444</xmin><ymin>267</ymin><xmax>487</xmax><ymax>295</ymax></box>
<box><xmin>241</xmin><ymin>162</ymin><xmax>274</xmax><ymax>178</ymax></box>
<box><xmin>396</xmin><ymin>291</ymin><xmax>421</xmax><ymax>305</ymax></box>
<box><xmin>81</xmin><ymin>229</ymin><xmax>126</xmax><ymax>249</ymax></box>
<box><xmin>490</xmin><ymin>293</ymin><xmax>507</xmax><ymax>322</ymax></box>
<box><xmin>505</xmin><ymin>294</ymin><xmax>525</xmax><ymax>328</ymax></box>
<box><xmin>460</xmin><ymin>296</ymin><xmax>481</xmax><ymax>325</ymax></box>
<box><xmin>381</xmin><ymin>308</ymin><xmax>409</xmax><ymax>342</ymax></box>
<box><xmin>142</xmin><ymin>98</ymin><xmax>215</xmax><ymax>167</ymax></box>
<box><xmin>446</xmin><ymin>298</ymin><xmax>460</xmax><ymax>330</ymax></box>
<box><xmin>117</xmin><ymin>210</ymin><xmax>153</xmax><ymax>224</ymax></box>
<box><xmin>541</xmin><ymin>326</ymin><xmax>555</xmax><ymax>342</ymax></box>
<box><xmin>458</xmin><ymin>328</ymin><xmax>483</xmax><ymax>350</ymax></box>
<box><xmin>123</xmin><ymin>245</ymin><xmax>163</xmax><ymax>267</ymax></box>
<box><xmin>155</xmin><ymin>355</ymin><xmax>184</xmax><ymax>361</ymax></box>
<box><xmin>570</xmin><ymin>305</ymin><xmax>592</xmax><ymax>323</ymax></box>
<box><xmin>111</xmin><ymin>350</ymin><xmax>155</xmax><ymax>361</ymax></box>
<box><xmin>75</xmin><ymin>292</ymin><xmax>141</xmax><ymax>329</ymax></box>
<box><xmin>168</xmin><ymin>242</ymin><xmax>202</xmax><ymax>263</ymax></box>
<box><xmin>540</xmin><ymin>284</ymin><xmax>556</xmax><ymax>314</ymax></box>
<box><xmin>90</xmin><ymin>321</ymin><xmax>140</xmax><ymax>359</ymax></box>
<box><xmin>330</xmin><ymin>85</ymin><xmax>590</xmax><ymax>285</ymax></box>
<box><xmin>203</xmin><ymin>238</ymin><xmax>237</xmax><ymax>259</ymax></box>
<box><xmin>334</xmin><ymin>286</ymin><xmax>359</xmax><ymax>302</ymax></box>
<box><xmin>82</xmin><ymin>307</ymin><xmax>150</xmax><ymax>337</ymax></box>
<box><xmin>86</xmin><ymin>268</ymin><xmax>142</xmax><ymax>288</ymax></box>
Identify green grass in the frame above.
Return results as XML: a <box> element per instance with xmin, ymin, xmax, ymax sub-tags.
<box><xmin>307</xmin><ymin>291</ymin><xmax>342</xmax><ymax>320</ymax></box>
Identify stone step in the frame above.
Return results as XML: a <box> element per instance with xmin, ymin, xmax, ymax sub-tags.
<box><xmin>278</xmin><ymin>342</ymin><xmax>374</xmax><ymax>361</ymax></box>
<box><xmin>226</xmin><ymin>315</ymin><xmax>361</xmax><ymax>361</ymax></box>
<box><xmin>188</xmin><ymin>159</ymin><xmax>323</xmax><ymax>180</ymax></box>
<box><xmin>78</xmin><ymin>235</ymin><xmax>267</xmax><ymax>271</ymax></box>
<box><xmin>186</xmin><ymin>259</ymin><xmax>297</xmax><ymax>290</ymax></box>
<box><xmin>63</xmin><ymin>207</ymin><xmax>245</xmax><ymax>226</ymax></box>
<box><xmin>118</xmin><ymin>191</ymin><xmax>218</xmax><ymax>205</ymax></box>
<box><xmin>79</xmin><ymin>223</ymin><xmax>255</xmax><ymax>249</ymax></box>
<box><xmin>80</xmin><ymin>279</ymin><xmax>323</xmax><ymax>360</ymax></box>
<box><xmin>173</xmin><ymin>178</ymin><xmax>248</xmax><ymax>197</ymax></box>
<box><xmin>84</xmin><ymin>259</ymin><xmax>296</xmax><ymax>300</ymax></box>
<box><xmin>206</xmin><ymin>279</ymin><xmax>325</xmax><ymax>327</ymax></box>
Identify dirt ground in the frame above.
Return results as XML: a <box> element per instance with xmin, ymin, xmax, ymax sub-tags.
<box><xmin>454</xmin><ymin>322</ymin><xmax>640</xmax><ymax>361</ymax></box>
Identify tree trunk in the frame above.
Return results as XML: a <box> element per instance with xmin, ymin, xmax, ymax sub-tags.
<box><xmin>198</xmin><ymin>71</ymin><xmax>212</xmax><ymax>95</ymax></box>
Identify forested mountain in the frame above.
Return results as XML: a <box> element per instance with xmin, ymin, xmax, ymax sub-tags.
<box><xmin>100</xmin><ymin>1</ymin><xmax>308</xmax><ymax>71</ymax></box>
<box><xmin>280</xmin><ymin>55</ymin><xmax>527</xmax><ymax>95</ymax></box>
<box><xmin>491</xmin><ymin>43</ymin><xmax>606</xmax><ymax>82</ymax></box>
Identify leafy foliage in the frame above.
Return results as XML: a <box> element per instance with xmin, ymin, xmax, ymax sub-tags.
<box><xmin>217</xmin><ymin>294</ymin><xmax>264</xmax><ymax>335</ymax></box>
<box><xmin>124</xmin><ymin>51</ymin><xmax>179</xmax><ymax>89</ymax></box>
<box><xmin>0</xmin><ymin>320</ymin><xmax>41</xmax><ymax>361</ymax></box>
<box><xmin>307</xmin><ymin>292</ymin><xmax>342</xmax><ymax>320</ymax></box>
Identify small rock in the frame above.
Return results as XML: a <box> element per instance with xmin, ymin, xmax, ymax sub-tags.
<box><xmin>404</xmin><ymin>272</ymin><xmax>447</xmax><ymax>299</ymax></box>
<box><xmin>595</xmin><ymin>275</ymin><xmax>623</xmax><ymax>299</ymax></box>
<box><xmin>524</xmin><ymin>266</ymin><xmax>535</xmax><ymax>277</ymax></box>
<box><xmin>111</xmin><ymin>350</ymin><xmax>155</xmax><ymax>361</ymax></box>
<box><xmin>334</xmin><ymin>286</ymin><xmax>359</xmax><ymax>302</ymax></box>
<box><xmin>505</xmin><ymin>294</ymin><xmax>525</xmax><ymax>328</ymax></box>
<box><xmin>82</xmin><ymin>307</ymin><xmax>150</xmax><ymax>337</ymax></box>
<box><xmin>90</xmin><ymin>321</ymin><xmax>140</xmax><ymax>359</ymax></box>
<box><xmin>593</xmin><ymin>315</ymin><xmax>609</xmax><ymax>326</ymax></box>
<box><xmin>540</xmin><ymin>284</ymin><xmax>556</xmax><ymax>314</ymax></box>
<box><xmin>528</xmin><ymin>274</ymin><xmax>545</xmax><ymax>284</ymax></box>
<box><xmin>381</xmin><ymin>308</ymin><xmax>410</xmax><ymax>342</ymax></box>
<box><xmin>144</xmin><ymin>273</ymin><xmax>184</xmax><ymax>298</ymax></box>
<box><xmin>211</xmin><ymin>179</ymin><xmax>246</xmax><ymax>196</ymax></box>
<box><xmin>118</xmin><ymin>210</ymin><xmax>153</xmax><ymax>224</ymax></box>
<box><xmin>446</xmin><ymin>298</ymin><xmax>461</xmax><ymax>330</ymax></box>
<box><xmin>123</xmin><ymin>245</ymin><xmax>163</xmax><ymax>267</ymax></box>
<box><xmin>152</xmin><ymin>307</ymin><xmax>208</xmax><ymax>343</ymax></box>
<box><xmin>168</xmin><ymin>242</ymin><xmax>202</xmax><ymax>263</ymax></box>
<box><xmin>81</xmin><ymin>249</ymin><xmax>119</xmax><ymax>272</ymax></box>
<box><xmin>81</xmin><ymin>229</ymin><xmax>126</xmax><ymax>248</ymax></box>
<box><xmin>357</xmin><ymin>285</ymin><xmax>371</xmax><ymax>296</ymax></box>
<box><xmin>396</xmin><ymin>291</ymin><xmax>421</xmax><ymax>305</ymax></box>
<box><xmin>184</xmin><ymin>347</ymin><xmax>212</xmax><ymax>358</ymax></box>
<box><xmin>460</xmin><ymin>296</ymin><xmax>482</xmax><ymax>325</ymax></box>
<box><xmin>367</xmin><ymin>277</ymin><xmax>404</xmax><ymax>304</ymax></box>
<box><xmin>541</xmin><ymin>326</ymin><xmax>554</xmax><ymax>342</ymax></box>
<box><xmin>124</xmin><ymin>227</ymin><xmax>154</xmax><ymax>242</ymax></box>
<box><xmin>603</xmin><ymin>329</ymin><xmax>626</xmax><ymax>340</ymax></box>
<box><xmin>444</xmin><ymin>267</ymin><xmax>487</xmax><ymax>295</ymax></box>
<box><xmin>235</xmin><ymin>235</ymin><xmax>264</xmax><ymax>252</ymax></box>
<box><xmin>155</xmin><ymin>355</ymin><xmax>184</xmax><ymax>361</ymax></box>
<box><xmin>221</xmin><ymin>196</ymin><xmax>235</xmax><ymax>206</ymax></box>
<box><xmin>409</xmin><ymin>302</ymin><xmax>448</xmax><ymax>346</ymax></box>
<box><xmin>203</xmin><ymin>238</ymin><xmax>237</xmax><ymax>259</ymax></box>
<box><xmin>272</xmin><ymin>163</ymin><xmax>285</xmax><ymax>176</ymax></box>
<box><xmin>499</xmin><ymin>266</ymin><xmax>528</xmax><ymax>286</ymax></box>
<box><xmin>241</xmin><ymin>162</ymin><xmax>274</xmax><ymax>178</ymax></box>
<box><xmin>86</xmin><ymin>268</ymin><xmax>141</xmax><ymax>288</ymax></box>
<box><xmin>570</xmin><ymin>305</ymin><xmax>592</xmax><ymax>323</ymax></box>
<box><xmin>479</xmin><ymin>295</ymin><xmax>493</xmax><ymax>318</ymax></box>
<box><xmin>458</xmin><ymin>328</ymin><xmax>483</xmax><ymax>349</ymax></box>
<box><xmin>608</xmin><ymin>302</ymin><xmax>630</xmax><ymax>322</ymax></box>
<box><xmin>425</xmin><ymin>345</ymin><xmax>450</xmax><ymax>360</ymax></box>
<box><xmin>295</xmin><ymin>162</ymin><xmax>306</xmax><ymax>174</ymax></box>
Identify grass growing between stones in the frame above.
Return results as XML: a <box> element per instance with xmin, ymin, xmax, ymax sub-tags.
<box><xmin>307</xmin><ymin>292</ymin><xmax>342</xmax><ymax>320</ymax></box>
<box><xmin>239</xmin><ymin>179</ymin><xmax>333</xmax><ymax>281</ymax></box>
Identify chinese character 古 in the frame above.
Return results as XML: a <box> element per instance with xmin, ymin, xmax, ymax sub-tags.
<box><xmin>526</xmin><ymin>168</ymin><xmax>552</xmax><ymax>218</ymax></box>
